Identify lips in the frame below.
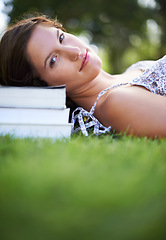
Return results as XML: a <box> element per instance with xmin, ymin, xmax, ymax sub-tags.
<box><xmin>79</xmin><ymin>50</ymin><xmax>89</xmax><ymax>72</ymax></box>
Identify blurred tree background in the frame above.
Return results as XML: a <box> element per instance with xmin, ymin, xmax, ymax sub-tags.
<box><xmin>2</xmin><ymin>0</ymin><xmax>166</xmax><ymax>73</ymax></box>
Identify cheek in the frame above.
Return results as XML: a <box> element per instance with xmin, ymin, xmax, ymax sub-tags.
<box><xmin>46</xmin><ymin>67</ymin><xmax>76</xmax><ymax>86</ymax></box>
<box><xmin>57</xmin><ymin>65</ymin><xmax>76</xmax><ymax>81</ymax></box>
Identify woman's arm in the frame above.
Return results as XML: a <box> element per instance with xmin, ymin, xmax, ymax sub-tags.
<box><xmin>100</xmin><ymin>86</ymin><xmax>166</xmax><ymax>138</ymax></box>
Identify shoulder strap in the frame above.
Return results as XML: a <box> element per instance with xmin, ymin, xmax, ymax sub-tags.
<box><xmin>71</xmin><ymin>82</ymin><xmax>129</xmax><ymax>136</ymax></box>
<box><xmin>89</xmin><ymin>82</ymin><xmax>129</xmax><ymax>115</ymax></box>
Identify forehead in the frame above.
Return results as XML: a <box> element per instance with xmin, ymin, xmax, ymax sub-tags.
<box><xmin>31</xmin><ymin>24</ymin><xmax>57</xmax><ymax>42</ymax></box>
<box><xmin>27</xmin><ymin>25</ymin><xmax>58</xmax><ymax>70</ymax></box>
<box><xmin>27</xmin><ymin>24</ymin><xmax>57</xmax><ymax>55</ymax></box>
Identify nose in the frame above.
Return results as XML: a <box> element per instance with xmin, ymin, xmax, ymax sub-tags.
<box><xmin>62</xmin><ymin>46</ymin><xmax>81</xmax><ymax>61</ymax></box>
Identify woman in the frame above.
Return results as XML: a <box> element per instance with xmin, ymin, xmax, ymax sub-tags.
<box><xmin>0</xmin><ymin>15</ymin><xmax>166</xmax><ymax>138</ymax></box>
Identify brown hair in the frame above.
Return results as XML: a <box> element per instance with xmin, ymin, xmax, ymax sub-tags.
<box><xmin>0</xmin><ymin>15</ymin><xmax>65</xmax><ymax>86</ymax></box>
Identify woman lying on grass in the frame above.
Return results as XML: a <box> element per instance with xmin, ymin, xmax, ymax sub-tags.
<box><xmin>0</xmin><ymin>15</ymin><xmax>166</xmax><ymax>138</ymax></box>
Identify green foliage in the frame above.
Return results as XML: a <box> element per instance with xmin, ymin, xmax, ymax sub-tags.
<box><xmin>0</xmin><ymin>134</ymin><xmax>166</xmax><ymax>240</ymax></box>
<box><xmin>155</xmin><ymin>0</ymin><xmax>166</xmax><ymax>51</ymax></box>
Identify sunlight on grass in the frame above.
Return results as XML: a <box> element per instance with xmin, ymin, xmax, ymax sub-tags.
<box><xmin>0</xmin><ymin>135</ymin><xmax>166</xmax><ymax>240</ymax></box>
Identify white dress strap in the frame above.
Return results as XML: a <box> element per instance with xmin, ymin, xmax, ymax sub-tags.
<box><xmin>71</xmin><ymin>82</ymin><xmax>129</xmax><ymax>136</ymax></box>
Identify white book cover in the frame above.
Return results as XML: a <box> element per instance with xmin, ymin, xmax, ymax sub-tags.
<box><xmin>0</xmin><ymin>107</ymin><xmax>70</xmax><ymax>124</ymax></box>
<box><xmin>0</xmin><ymin>85</ymin><xmax>66</xmax><ymax>109</ymax></box>
<box><xmin>0</xmin><ymin>123</ymin><xmax>73</xmax><ymax>139</ymax></box>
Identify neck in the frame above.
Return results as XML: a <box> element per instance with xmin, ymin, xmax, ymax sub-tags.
<box><xmin>68</xmin><ymin>70</ymin><xmax>115</xmax><ymax>111</ymax></box>
<box><xmin>67</xmin><ymin>67</ymin><xmax>144</xmax><ymax>112</ymax></box>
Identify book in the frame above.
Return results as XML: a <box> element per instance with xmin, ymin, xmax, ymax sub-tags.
<box><xmin>0</xmin><ymin>123</ymin><xmax>73</xmax><ymax>139</ymax></box>
<box><xmin>0</xmin><ymin>85</ymin><xmax>73</xmax><ymax>139</ymax></box>
<box><xmin>0</xmin><ymin>107</ymin><xmax>70</xmax><ymax>124</ymax></box>
<box><xmin>0</xmin><ymin>85</ymin><xmax>66</xmax><ymax>109</ymax></box>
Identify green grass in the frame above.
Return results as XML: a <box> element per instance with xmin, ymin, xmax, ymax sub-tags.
<box><xmin>0</xmin><ymin>134</ymin><xmax>166</xmax><ymax>240</ymax></box>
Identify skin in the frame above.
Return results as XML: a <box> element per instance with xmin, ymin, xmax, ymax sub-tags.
<box><xmin>27</xmin><ymin>24</ymin><xmax>166</xmax><ymax>138</ymax></box>
<box><xmin>27</xmin><ymin>24</ymin><xmax>102</xmax><ymax>93</ymax></box>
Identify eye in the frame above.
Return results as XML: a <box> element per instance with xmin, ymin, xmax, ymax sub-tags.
<box><xmin>59</xmin><ymin>33</ymin><xmax>64</xmax><ymax>43</ymax></box>
<box><xmin>49</xmin><ymin>56</ymin><xmax>57</xmax><ymax>68</ymax></box>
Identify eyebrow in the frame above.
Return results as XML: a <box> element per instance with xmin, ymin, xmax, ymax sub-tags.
<box><xmin>44</xmin><ymin>29</ymin><xmax>59</xmax><ymax>69</ymax></box>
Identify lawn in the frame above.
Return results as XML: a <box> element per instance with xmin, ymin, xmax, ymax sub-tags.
<box><xmin>0</xmin><ymin>133</ymin><xmax>166</xmax><ymax>240</ymax></box>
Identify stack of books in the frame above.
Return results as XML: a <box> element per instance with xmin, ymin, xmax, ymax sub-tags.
<box><xmin>0</xmin><ymin>85</ymin><xmax>73</xmax><ymax>139</ymax></box>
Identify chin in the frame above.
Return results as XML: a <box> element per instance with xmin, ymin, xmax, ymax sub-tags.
<box><xmin>93</xmin><ymin>57</ymin><xmax>102</xmax><ymax>76</ymax></box>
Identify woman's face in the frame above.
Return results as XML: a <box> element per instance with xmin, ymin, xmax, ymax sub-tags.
<box><xmin>27</xmin><ymin>24</ymin><xmax>102</xmax><ymax>92</ymax></box>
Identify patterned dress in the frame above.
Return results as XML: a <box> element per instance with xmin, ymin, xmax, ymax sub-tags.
<box><xmin>71</xmin><ymin>55</ymin><xmax>166</xmax><ymax>136</ymax></box>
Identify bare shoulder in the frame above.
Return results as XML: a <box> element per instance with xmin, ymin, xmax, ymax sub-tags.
<box><xmin>99</xmin><ymin>85</ymin><xmax>166</xmax><ymax>138</ymax></box>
